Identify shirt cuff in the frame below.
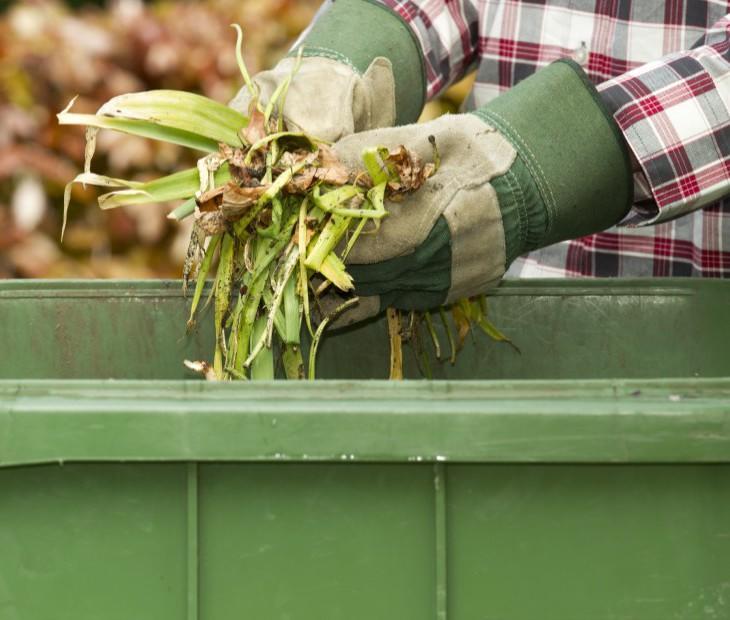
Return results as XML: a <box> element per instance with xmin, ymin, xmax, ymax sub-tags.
<box><xmin>597</xmin><ymin>53</ymin><xmax>730</xmax><ymax>226</ymax></box>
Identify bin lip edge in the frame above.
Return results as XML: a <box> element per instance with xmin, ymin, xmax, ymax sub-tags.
<box><xmin>2</xmin><ymin>377</ymin><xmax>729</xmax><ymax>468</ymax></box>
<box><xmin>3</xmin><ymin>376</ymin><xmax>730</xmax><ymax>393</ymax></box>
<box><xmin>0</xmin><ymin>277</ymin><xmax>715</xmax><ymax>299</ymax></box>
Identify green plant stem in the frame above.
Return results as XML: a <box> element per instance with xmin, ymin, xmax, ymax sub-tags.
<box><xmin>305</xmin><ymin>213</ymin><xmax>352</xmax><ymax>271</ymax></box>
<box><xmin>250</xmin><ymin>316</ymin><xmax>274</xmax><ymax>379</ymax></box>
<box><xmin>439</xmin><ymin>307</ymin><xmax>456</xmax><ymax>365</ymax></box>
<box><xmin>233</xmin><ymin>162</ymin><xmax>305</xmax><ymax>236</ymax></box>
<box><xmin>297</xmin><ymin>198</ymin><xmax>314</xmax><ymax>338</ymax></box>
<box><xmin>282</xmin><ymin>273</ymin><xmax>300</xmax><ymax>344</ymax></box>
<box><xmin>282</xmin><ymin>343</ymin><xmax>305</xmax><ymax>380</ymax></box>
<box><xmin>264</xmin><ymin>47</ymin><xmax>303</xmax><ymax>127</ymax></box>
<box><xmin>308</xmin><ymin>297</ymin><xmax>360</xmax><ymax>380</ymax></box>
<box><xmin>231</xmin><ymin>24</ymin><xmax>260</xmax><ymax>106</ymax></box>
<box><xmin>187</xmin><ymin>234</ymin><xmax>221</xmax><ymax>331</ymax></box>
<box><xmin>233</xmin><ymin>271</ymin><xmax>267</xmax><ymax>375</ymax></box>
<box><xmin>213</xmin><ymin>234</ymin><xmax>235</xmax><ymax>379</ymax></box>
<box><xmin>243</xmin><ymin>132</ymin><xmax>310</xmax><ymax>166</ymax></box>
<box><xmin>424</xmin><ymin>311</ymin><xmax>441</xmax><ymax>360</ymax></box>
<box><xmin>244</xmin><ymin>246</ymin><xmax>299</xmax><ymax>368</ymax></box>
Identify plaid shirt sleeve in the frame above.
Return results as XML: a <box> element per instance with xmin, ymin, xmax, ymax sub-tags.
<box><xmin>376</xmin><ymin>0</ymin><xmax>480</xmax><ymax>99</ymax></box>
<box><xmin>309</xmin><ymin>2</ymin><xmax>730</xmax><ymax>231</ymax></box>
<box><xmin>596</xmin><ymin>14</ymin><xmax>730</xmax><ymax>226</ymax></box>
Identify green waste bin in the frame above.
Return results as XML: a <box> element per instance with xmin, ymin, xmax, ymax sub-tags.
<box><xmin>1</xmin><ymin>278</ymin><xmax>729</xmax><ymax>620</ymax></box>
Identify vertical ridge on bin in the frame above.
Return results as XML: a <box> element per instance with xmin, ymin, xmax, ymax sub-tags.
<box><xmin>434</xmin><ymin>464</ymin><xmax>448</xmax><ymax>620</ymax></box>
<box><xmin>187</xmin><ymin>463</ymin><xmax>199</xmax><ymax>620</ymax></box>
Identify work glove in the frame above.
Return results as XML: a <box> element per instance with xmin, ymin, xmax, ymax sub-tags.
<box><xmin>228</xmin><ymin>0</ymin><xmax>427</xmax><ymax>141</ymax></box>
<box><xmin>329</xmin><ymin>60</ymin><xmax>634</xmax><ymax>325</ymax></box>
<box><xmin>229</xmin><ymin>55</ymin><xmax>396</xmax><ymax>142</ymax></box>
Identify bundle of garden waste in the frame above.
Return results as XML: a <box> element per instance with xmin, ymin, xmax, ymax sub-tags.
<box><xmin>59</xmin><ymin>26</ymin><xmax>515</xmax><ymax>380</ymax></box>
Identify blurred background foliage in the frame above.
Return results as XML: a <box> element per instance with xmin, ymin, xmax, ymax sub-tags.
<box><xmin>0</xmin><ymin>0</ymin><xmax>472</xmax><ymax>278</ymax></box>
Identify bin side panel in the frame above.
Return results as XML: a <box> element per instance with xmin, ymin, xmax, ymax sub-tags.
<box><xmin>315</xmin><ymin>288</ymin><xmax>729</xmax><ymax>380</ymax></box>
<box><xmin>2</xmin><ymin>280</ymin><xmax>730</xmax><ymax>379</ymax></box>
<box><xmin>198</xmin><ymin>463</ymin><xmax>437</xmax><ymax>620</ymax></box>
<box><xmin>0</xmin><ymin>464</ymin><xmax>188</xmax><ymax>620</ymax></box>
<box><xmin>447</xmin><ymin>464</ymin><xmax>730</xmax><ymax>620</ymax></box>
<box><xmin>1</xmin><ymin>293</ymin><xmax>212</xmax><ymax>380</ymax></box>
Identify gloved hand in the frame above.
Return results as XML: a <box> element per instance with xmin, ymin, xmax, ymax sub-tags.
<box><xmin>229</xmin><ymin>55</ymin><xmax>396</xmax><ymax>142</ymax></box>
<box><xmin>329</xmin><ymin>60</ymin><xmax>634</xmax><ymax>325</ymax></box>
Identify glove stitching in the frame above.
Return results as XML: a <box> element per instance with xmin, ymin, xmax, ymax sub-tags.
<box><xmin>363</xmin><ymin>59</ymin><xmax>396</xmax><ymax>129</ymax></box>
<box><xmin>499</xmin><ymin>168</ymin><xmax>528</xmax><ymax>253</ymax></box>
<box><xmin>344</xmin><ymin>72</ymin><xmax>360</xmax><ymax>135</ymax></box>
<box><xmin>479</xmin><ymin>109</ymin><xmax>557</xmax><ymax>236</ymax></box>
<box><xmin>354</xmin><ymin>71</ymin><xmax>372</xmax><ymax>132</ymax></box>
<box><xmin>300</xmin><ymin>47</ymin><xmax>360</xmax><ymax>74</ymax></box>
<box><xmin>444</xmin><ymin>180</ymin><xmax>502</xmax><ymax>302</ymax></box>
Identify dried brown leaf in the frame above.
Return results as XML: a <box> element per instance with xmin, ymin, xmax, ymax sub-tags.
<box><xmin>239</xmin><ymin>102</ymin><xmax>267</xmax><ymax>145</ymax></box>
<box><xmin>384</xmin><ymin>145</ymin><xmax>435</xmax><ymax>195</ymax></box>
<box><xmin>195</xmin><ymin>210</ymin><xmax>228</xmax><ymax>235</ymax></box>
<box><xmin>283</xmin><ymin>145</ymin><xmax>355</xmax><ymax>193</ymax></box>
<box><xmin>387</xmin><ymin>308</ymin><xmax>404</xmax><ymax>380</ymax></box>
<box><xmin>238</xmin><ymin>156</ymin><xmax>268</xmax><ymax>183</ymax></box>
<box><xmin>278</xmin><ymin>148</ymin><xmax>318</xmax><ymax>169</ymax></box>
<box><xmin>219</xmin><ymin>143</ymin><xmax>265</xmax><ymax>185</ymax></box>
<box><xmin>220</xmin><ymin>183</ymin><xmax>267</xmax><ymax>220</ymax></box>
<box><xmin>314</xmin><ymin>144</ymin><xmax>352</xmax><ymax>185</ymax></box>
<box><xmin>293</xmin><ymin>219</ymin><xmax>317</xmax><ymax>247</ymax></box>
<box><xmin>219</xmin><ymin>143</ymin><xmax>245</xmax><ymax>168</ymax></box>
<box><xmin>183</xmin><ymin>222</ymin><xmax>205</xmax><ymax>289</ymax></box>
<box><xmin>451</xmin><ymin>304</ymin><xmax>472</xmax><ymax>351</ymax></box>
<box><xmin>196</xmin><ymin>184</ymin><xmax>225</xmax><ymax>212</ymax></box>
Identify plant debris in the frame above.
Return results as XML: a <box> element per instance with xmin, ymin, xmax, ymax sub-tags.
<box><xmin>59</xmin><ymin>26</ymin><xmax>443</xmax><ymax>379</ymax></box>
<box><xmin>57</xmin><ymin>22</ymin><xmax>516</xmax><ymax>380</ymax></box>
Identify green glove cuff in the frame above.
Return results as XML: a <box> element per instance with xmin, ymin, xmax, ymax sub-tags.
<box><xmin>292</xmin><ymin>0</ymin><xmax>426</xmax><ymax>126</ymax></box>
<box><xmin>489</xmin><ymin>156</ymin><xmax>546</xmax><ymax>265</ymax></box>
<box><xmin>472</xmin><ymin>59</ymin><xmax>633</xmax><ymax>258</ymax></box>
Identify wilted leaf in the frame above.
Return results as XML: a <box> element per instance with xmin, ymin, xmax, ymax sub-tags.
<box><xmin>239</xmin><ymin>102</ymin><xmax>267</xmax><ymax>145</ymax></box>
<box><xmin>196</xmin><ymin>185</ymin><xmax>226</xmax><ymax>212</ymax></box>
<box><xmin>383</xmin><ymin>145</ymin><xmax>436</xmax><ymax>195</ymax></box>
<box><xmin>451</xmin><ymin>303</ymin><xmax>472</xmax><ymax>351</ymax></box>
<box><xmin>220</xmin><ymin>183</ymin><xmax>267</xmax><ymax>219</ymax></box>
<box><xmin>183</xmin><ymin>222</ymin><xmax>206</xmax><ymax>288</ymax></box>
<box><xmin>285</xmin><ymin>145</ymin><xmax>354</xmax><ymax>192</ymax></box>
<box><xmin>387</xmin><ymin>308</ymin><xmax>404</xmax><ymax>380</ymax></box>
<box><xmin>195</xmin><ymin>210</ymin><xmax>228</xmax><ymax>235</ymax></box>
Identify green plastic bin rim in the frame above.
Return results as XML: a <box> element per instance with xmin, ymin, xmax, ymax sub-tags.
<box><xmin>1</xmin><ymin>378</ymin><xmax>729</xmax><ymax>468</ymax></box>
<box><xmin>0</xmin><ymin>277</ymin><xmax>726</xmax><ymax>298</ymax></box>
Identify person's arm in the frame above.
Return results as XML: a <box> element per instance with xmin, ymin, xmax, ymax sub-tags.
<box><xmin>297</xmin><ymin>0</ymin><xmax>482</xmax><ymax>110</ymax></box>
<box><xmin>597</xmin><ymin>14</ymin><xmax>730</xmax><ymax>225</ymax></box>
<box><xmin>327</xmin><ymin>60</ymin><xmax>633</xmax><ymax>322</ymax></box>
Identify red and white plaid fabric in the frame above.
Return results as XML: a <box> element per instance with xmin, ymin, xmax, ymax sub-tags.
<box><xmin>374</xmin><ymin>0</ymin><xmax>730</xmax><ymax>277</ymax></box>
